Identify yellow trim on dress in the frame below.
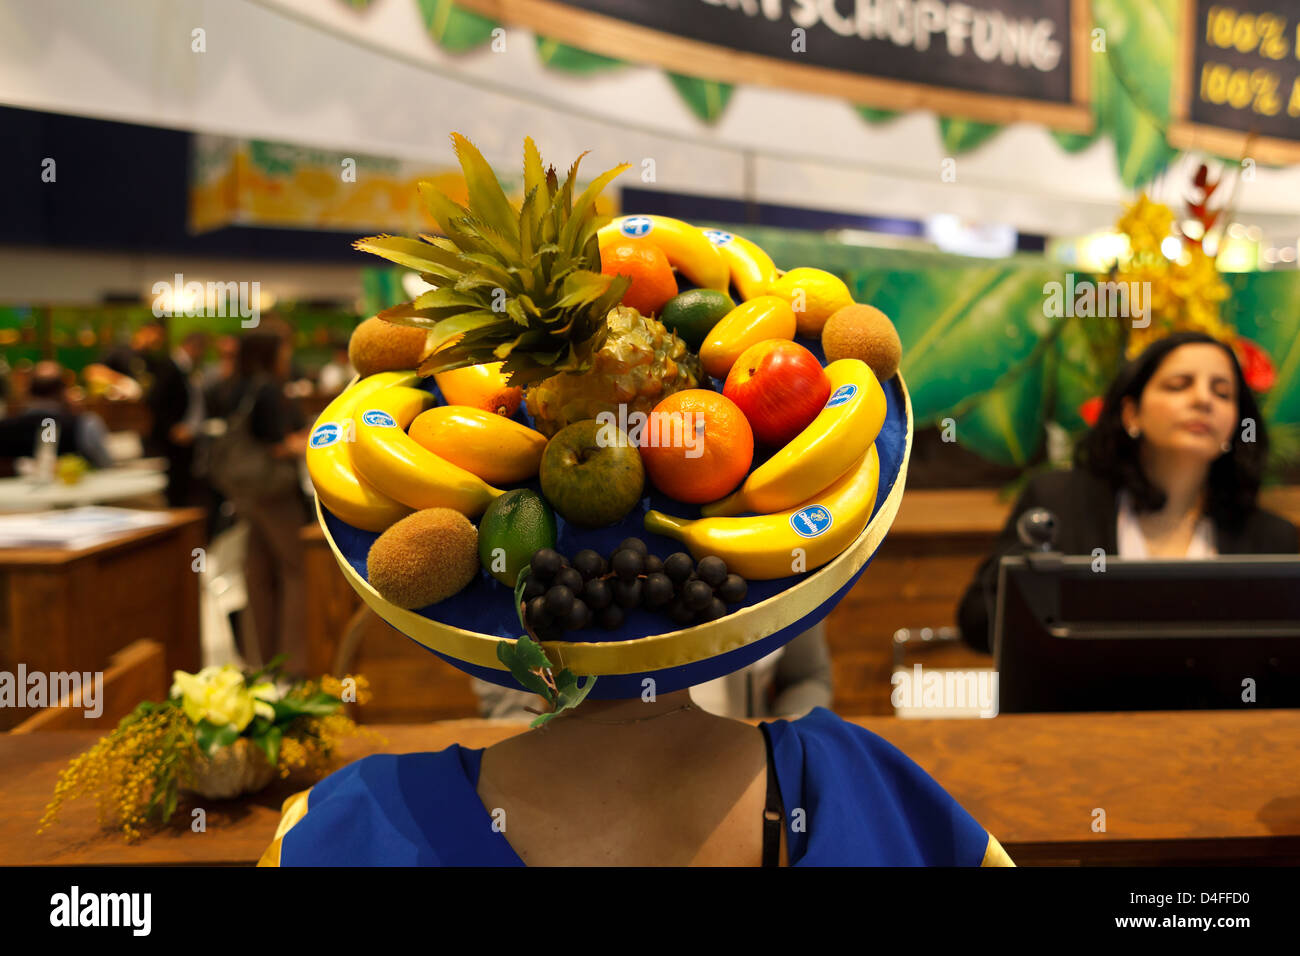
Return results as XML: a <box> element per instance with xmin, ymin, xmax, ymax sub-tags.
<box><xmin>980</xmin><ymin>831</ymin><xmax>1015</xmax><ymax>867</ymax></box>
<box><xmin>316</xmin><ymin>375</ymin><xmax>914</xmax><ymax>677</ymax></box>
<box><xmin>256</xmin><ymin>788</ymin><xmax>313</xmax><ymax>867</ymax></box>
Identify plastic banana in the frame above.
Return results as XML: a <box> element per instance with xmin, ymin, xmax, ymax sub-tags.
<box><xmin>701</xmin><ymin>359</ymin><xmax>886</xmax><ymax>517</ymax></box>
<box><xmin>701</xmin><ymin>228</ymin><xmax>778</xmax><ymax>301</ymax></box>
<box><xmin>597</xmin><ymin>215</ymin><xmax>730</xmax><ymax>291</ymax></box>
<box><xmin>307</xmin><ymin>371</ymin><xmax>417</xmax><ymax>531</ymax></box>
<box><xmin>644</xmin><ymin>443</ymin><xmax>880</xmax><ymax>581</ymax></box>
<box><xmin>350</xmin><ymin>385</ymin><xmax>504</xmax><ymax>517</ymax></box>
<box><xmin>698</xmin><ymin>295</ymin><xmax>797</xmax><ymax>380</ymax></box>
<box><xmin>408</xmin><ymin>405</ymin><xmax>546</xmax><ymax>485</ymax></box>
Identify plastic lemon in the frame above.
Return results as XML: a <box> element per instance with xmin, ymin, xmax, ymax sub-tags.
<box><xmin>767</xmin><ymin>268</ymin><xmax>853</xmax><ymax>337</ymax></box>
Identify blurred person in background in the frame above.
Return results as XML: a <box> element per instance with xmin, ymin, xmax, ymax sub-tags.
<box><xmin>316</xmin><ymin>345</ymin><xmax>354</xmax><ymax>396</ymax></box>
<box><xmin>958</xmin><ymin>331</ymin><xmax>1299</xmax><ymax>653</ymax></box>
<box><xmin>0</xmin><ymin>361</ymin><xmax>113</xmax><ymax>471</ymax></box>
<box><xmin>211</xmin><ymin>321</ymin><xmax>312</xmax><ymax>677</ymax></box>
<box><xmin>201</xmin><ymin>334</ymin><xmax>239</xmax><ymax>401</ymax></box>
<box><xmin>97</xmin><ymin>320</ymin><xmax>193</xmax><ymax>506</ymax></box>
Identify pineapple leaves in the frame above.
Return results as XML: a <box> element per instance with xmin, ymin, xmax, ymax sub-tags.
<box><xmin>415</xmin><ymin>181</ymin><xmax>473</xmax><ymax>239</ymax></box>
<box><xmin>353</xmin><ymin>235</ymin><xmax>462</xmax><ymax>273</ymax></box>
<box><xmin>554</xmin><ymin>271</ymin><xmax>623</xmax><ymax>312</ymax></box>
<box><xmin>450</xmin><ymin>132</ymin><xmax>520</xmax><ymax>245</ymax></box>
<box><xmin>355</xmin><ymin>134</ymin><xmax>631</xmax><ymax>391</ymax></box>
<box><xmin>413</xmin><ymin>287</ymin><xmax>482</xmax><ymax>310</ymax></box>
<box><xmin>560</xmin><ymin>162</ymin><xmax>630</xmax><ymax>258</ymax></box>
<box><xmin>427</xmin><ymin>310</ymin><xmax>501</xmax><ymax>352</ymax></box>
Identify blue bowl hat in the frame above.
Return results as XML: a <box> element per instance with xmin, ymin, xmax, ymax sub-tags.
<box><xmin>316</xmin><ymin>361</ymin><xmax>912</xmax><ymax>700</ymax></box>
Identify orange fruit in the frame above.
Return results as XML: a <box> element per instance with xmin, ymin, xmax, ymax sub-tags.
<box><xmin>639</xmin><ymin>389</ymin><xmax>753</xmax><ymax>504</ymax></box>
<box><xmin>600</xmin><ymin>240</ymin><xmax>678</xmax><ymax>316</ymax></box>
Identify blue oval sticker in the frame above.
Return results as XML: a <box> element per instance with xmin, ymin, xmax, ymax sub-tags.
<box><xmin>825</xmin><ymin>384</ymin><xmax>858</xmax><ymax>408</ymax></box>
<box><xmin>361</xmin><ymin>410</ymin><xmax>398</xmax><ymax>428</ymax></box>
<box><xmin>618</xmin><ymin>216</ymin><xmax>654</xmax><ymax>238</ymax></box>
<box><xmin>703</xmin><ymin>229</ymin><xmax>733</xmax><ymax>246</ymax></box>
<box><xmin>790</xmin><ymin>505</ymin><xmax>833</xmax><ymax>538</ymax></box>
<box><xmin>310</xmin><ymin>422</ymin><xmax>341</xmax><ymax>448</ymax></box>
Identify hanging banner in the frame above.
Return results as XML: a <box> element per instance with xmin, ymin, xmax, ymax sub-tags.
<box><xmin>189</xmin><ymin>135</ymin><xmax>620</xmax><ymax>234</ymax></box>
<box><xmin>456</xmin><ymin>0</ymin><xmax>1093</xmax><ymax>130</ymax></box>
<box><xmin>1170</xmin><ymin>0</ymin><xmax>1300</xmax><ymax>164</ymax></box>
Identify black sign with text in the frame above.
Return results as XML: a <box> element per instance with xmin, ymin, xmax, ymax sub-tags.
<box><xmin>553</xmin><ymin>0</ymin><xmax>1075</xmax><ymax>102</ymax></box>
<box><xmin>1189</xmin><ymin>0</ymin><xmax>1300</xmax><ymax>143</ymax></box>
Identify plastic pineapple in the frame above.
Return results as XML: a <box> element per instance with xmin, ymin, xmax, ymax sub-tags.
<box><xmin>355</xmin><ymin>134</ymin><xmax>700</xmax><ymax>437</ymax></box>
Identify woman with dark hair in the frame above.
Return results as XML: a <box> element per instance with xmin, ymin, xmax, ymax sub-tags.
<box><xmin>213</xmin><ymin>322</ymin><xmax>311</xmax><ymax>676</ymax></box>
<box><xmin>957</xmin><ymin>331</ymin><xmax>1298</xmax><ymax>653</ymax></box>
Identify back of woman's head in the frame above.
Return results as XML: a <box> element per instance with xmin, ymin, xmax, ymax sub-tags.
<box><xmin>236</xmin><ymin>320</ymin><xmax>293</xmax><ymax>380</ymax></box>
<box><xmin>1073</xmin><ymin>331</ymin><xmax>1268</xmax><ymax>530</ymax></box>
<box><xmin>237</xmin><ymin>332</ymin><xmax>281</xmax><ymax>379</ymax></box>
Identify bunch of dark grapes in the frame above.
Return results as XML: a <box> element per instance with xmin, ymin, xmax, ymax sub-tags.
<box><xmin>522</xmin><ymin>538</ymin><xmax>749</xmax><ymax>636</ymax></box>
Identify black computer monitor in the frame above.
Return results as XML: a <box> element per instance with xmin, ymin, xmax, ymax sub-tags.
<box><xmin>993</xmin><ymin>555</ymin><xmax>1300</xmax><ymax>713</ymax></box>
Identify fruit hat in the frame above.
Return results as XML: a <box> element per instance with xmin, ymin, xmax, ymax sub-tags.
<box><xmin>315</xmin><ymin>357</ymin><xmax>912</xmax><ymax>700</ymax></box>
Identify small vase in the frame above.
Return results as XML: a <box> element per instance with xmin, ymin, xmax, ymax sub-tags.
<box><xmin>185</xmin><ymin>738</ymin><xmax>276</xmax><ymax>799</ymax></box>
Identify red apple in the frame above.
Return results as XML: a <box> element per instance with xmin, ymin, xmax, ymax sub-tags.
<box><xmin>723</xmin><ymin>340</ymin><xmax>830</xmax><ymax>446</ymax></box>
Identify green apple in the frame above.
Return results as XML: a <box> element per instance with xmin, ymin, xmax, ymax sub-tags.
<box><xmin>540</xmin><ymin>419</ymin><xmax>645</xmax><ymax>528</ymax></box>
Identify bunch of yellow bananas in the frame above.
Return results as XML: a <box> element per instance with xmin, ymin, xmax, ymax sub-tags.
<box><xmin>306</xmin><ymin>373</ymin><xmax>546</xmax><ymax>531</ymax></box>
<box><xmin>644</xmin><ymin>359</ymin><xmax>887</xmax><ymax>580</ymax></box>
<box><xmin>596</xmin><ymin>216</ymin><xmax>781</xmax><ymax>302</ymax></box>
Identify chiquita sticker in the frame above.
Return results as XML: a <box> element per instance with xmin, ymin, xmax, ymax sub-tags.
<box><xmin>361</xmin><ymin>410</ymin><xmax>398</xmax><ymax>428</ymax></box>
<box><xmin>619</xmin><ymin>216</ymin><xmax>654</xmax><ymax>238</ymax></box>
<box><xmin>703</xmin><ymin>229</ymin><xmax>733</xmax><ymax>246</ymax></box>
<box><xmin>825</xmin><ymin>384</ymin><xmax>858</xmax><ymax>408</ymax></box>
<box><xmin>790</xmin><ymin>506</ymin><xmax>833</xmax><ymax>538</ymax></box>
<box><xmin>310</xmin><ymin>422</ymin><xmax>341</xmax><ymax>448</ymax></box>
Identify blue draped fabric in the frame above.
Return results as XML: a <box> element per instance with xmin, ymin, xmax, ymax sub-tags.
<box><xmin>263</xmin><ymin>708</ymin><xmax>999</xmax><ymax>866</ymax></box>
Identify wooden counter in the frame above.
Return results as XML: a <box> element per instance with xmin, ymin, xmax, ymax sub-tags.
<box><xmin>7</xmin><ymin>709</ymin><xmax>1298</xmax><ymax>866</ymax></box>
<box><xmin>0</xmin><ymin>508</ymin><xmax>203</xmax><ymax>729</ymax></box>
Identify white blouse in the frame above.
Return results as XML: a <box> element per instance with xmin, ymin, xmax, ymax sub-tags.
<box><xmin>1116</xmin><ymin>489</ymin><xmax>1218</xmax><ymax>559</ymax></box>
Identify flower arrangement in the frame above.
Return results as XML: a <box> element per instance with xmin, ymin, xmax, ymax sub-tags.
<box><xmin>1075</xmin><ymin>162</ymin><xmax>1275</xmax><ymax>429</ymax></box>
<box><xmin>38</xmin><ymin>659</ymin><xmax>380</xmax><ymax>842</ymax></box>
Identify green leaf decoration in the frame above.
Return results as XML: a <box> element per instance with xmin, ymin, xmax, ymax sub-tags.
<box><xmin>1091</xmin><ymin>0</ymin><xmax>1180</xmax><ymax>187</ymax></box>
<box><xmin>416</xmin><ymin>0</ymin><xmax>498</xmax><ymax>53</ymax></box>
<box><xmin>530</xmin><ymin>671</ymin><xmax>596</xmax><ymax>727</ymax></box>
<box><xmin>194</xmin><ymin>719</ymin><xmax>241</xmax><ymax>756</ymax></box>
<box><xmin>553</xmin><ymin>670</ymin><xmax>596</xmax><ymax>710</ymax></box>
<box><xmin>250</xmin><ymin>725</ymin><xmax>283</xmax><ymax>767</ymax></box>
<box><xmin>340</xmin><ymin>0</ymin><xmax>376</xmax><ymax>8</ymax></box>
<box><xmin>1222</xmin><ymin>271</ymin><xmax>1300</xmax><ymax>426</ymax></box>
<box><xmin>950</xmin><ymin>352</ymin><xmax>1049</xmax><ymax>466</ymax></box>
<box><xmin>938</xmin><ymin>118</ymin><xmax>1002</xmax><ymax>155</ymax></box>
<box><xmin>535</xmin><ymin>36</ymin><xmax>624</xmax><ymax>74</ymax></box>
<box><xmin>871</xmin><ymin>265</ymin><xmax>1064</xmax><ymax>424</ymax></box>
<box><xmin>854</xmin><ymin>106</ymin><xmax>901</xmax><ymax>124</ymax></box>
<box><xmin>496</xmin><ymin>634</ymin><xmax>554</xmax><ymax>701</ymax></box>
<box><xmin>666</xmin><ymin>73</ymin><xmax>734</xmax><ymax>124</ymax></box>
<box><xmin>513</xmin><ymin>567</ymin><xmax>532</xmax><ymax>632</ymax></box>
<box><xmin>1050</xmin><ymin>129</ymin><xmax>1101</xmax><ymax>153</ymax></box>
<box><xmin>270</xmin><ymin>692</ymin><xmax>341</xmax><ymax>722</ymax></box>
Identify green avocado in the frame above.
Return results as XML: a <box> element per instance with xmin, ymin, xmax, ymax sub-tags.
<box><xmin>478</xmin><ymin>489</ymin><xmax>557</xmax><ymax>587</ymax></box>
<box><xmin>659</xmin><ymin>289</ymin><xmax>735</xmax><ymax>351</ymax></box>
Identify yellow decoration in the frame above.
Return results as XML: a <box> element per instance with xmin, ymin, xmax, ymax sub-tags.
<box><xmin>1109</xmin><ymin>193</ymin><xmax>1233</xmax><ymax>358</ymax></box>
